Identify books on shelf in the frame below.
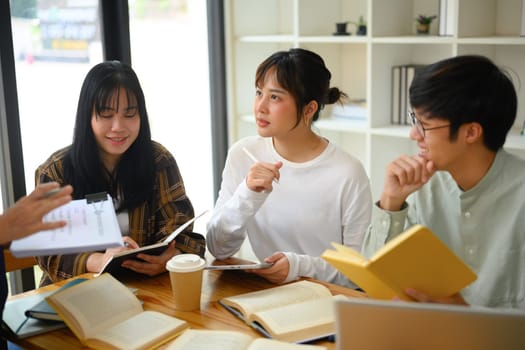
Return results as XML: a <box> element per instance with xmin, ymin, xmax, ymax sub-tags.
<box><xmin>10</xmin><ymin>192</ymin><xmax>123</xmax><ymax>258</ymax></box>
<box><xmin>391</xmin><ymin>66</ymin><xmax>401</xmax><ymax>124</ymax></box>
<box><xmin>439</xmin><ymin>0</ymin><xmax>456</xmax><ymax>36</ymax></box>
<box><xmin>321</xmin><ymin>225</ymin><xmax>477</xmax><ymax>301</ymax></box>
<box><xmin>330</xmin><ymin>99</ymin><xmax>367</xmax><ymax>126</ymax></box>
<box><xmin>45</xmin><ymin>273</ymin><xmax>188</xmax><ymax>350</ymax></box>
<box><xmin>391</xmin><ymin>64</ymin><xmax>425</xmax><ymax>126</ymax></box>
<box><xmin>399</xmin><ymin>65</ymin><xmax>407</xmax><ymax>124</ymax></box>
<box><xmin>218</xmin><ymin>280</ymin><xmax>347</xmax><ymax>343</ymax></box>
<box><xmin>166</xmin><ymin>329</ymin><xmax>327</xmax><ymax>350</ymax></box>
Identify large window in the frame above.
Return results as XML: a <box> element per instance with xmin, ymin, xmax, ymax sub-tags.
<box><xmin>9</xmin><ymin>0</ymin><xmax>103</xmax><ymax>291</ymax></box>
<box><xmin>12</xmin><ymin>0</ymin><xmax>102</xmax><ymax>194</ymax></box>
<box><xmin>128</xmin><ymin>0</ymin><xmax>213</xmax><ymax>232</ymax></box>
<box><xmin>6</xmin><ymin>0</ymin><xmax>213</xmax><ymax>292</ymax></box>
<box><xmin>13</xmin><ymin>1</ymin><xmax>214</xmax><ymax>224</ymax></box>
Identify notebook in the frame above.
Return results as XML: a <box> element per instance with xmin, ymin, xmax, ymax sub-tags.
<box><xmin>24</xmin><ymin>277</ymin><xmax>89</xmax><ymax>321</ymax></box>
<box><xmin>2</xmin><ymin>292</ymin><xmax>66</xmax><ymax>339</ymax></box>
<box><xmin>335</xmin><ymin>298</ymin><xmax>525</xmax><ymax>350</ymax></box>
<box><xmin>96</xmin><ymin>210</ymin><xmax>207</xmax><ymax>277</ymax></box>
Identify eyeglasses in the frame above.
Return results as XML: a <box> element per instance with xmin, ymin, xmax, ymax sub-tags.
<box><xmin>408</xmin><ymin>111</ymin><xmax>451</xmax><ymax>138</ymax></box>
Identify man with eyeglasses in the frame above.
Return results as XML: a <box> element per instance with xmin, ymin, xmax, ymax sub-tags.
<box><xmin>362</xmin><ymin>55</ymin><xmax>525</xmax><ymax>309</ymax></box>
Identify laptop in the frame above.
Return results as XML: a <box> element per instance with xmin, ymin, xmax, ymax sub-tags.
<box><xmin>335</xmin><ymin>298</ymin><xmax>525</xmax><ymax>350</ymax></box>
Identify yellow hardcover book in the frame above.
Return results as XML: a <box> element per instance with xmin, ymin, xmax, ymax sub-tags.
<box><xmin>322</xmin><ymin>225</ymin><xmax>477</xmax><ymax>301</ymax></box>
<box><xmin>45</xmin><ymin>274</ymin><xmax>188</xmax><ymax>350</ymax></box>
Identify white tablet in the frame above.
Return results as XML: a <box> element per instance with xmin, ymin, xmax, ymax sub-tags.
<box><xmin>205</xmin><ymin>262</ymin><xmax>273</xmax><ymax>270</ymax></box>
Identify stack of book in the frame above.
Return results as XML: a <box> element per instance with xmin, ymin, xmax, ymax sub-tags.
<box><xmin>391</xmin><ymin>64</ymin><xmax>425</xmax><ymax>125</ymax></box>
<box><xmin>331</xmin><ymin>99</ymin><xmax>367</xmax><ymax>126</ymax></box>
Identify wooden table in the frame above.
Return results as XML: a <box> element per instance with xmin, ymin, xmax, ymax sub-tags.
<box><xmin>6</xmin><ymin>260</ymin><xmax>365</xmax><ymax>349</ymax></box>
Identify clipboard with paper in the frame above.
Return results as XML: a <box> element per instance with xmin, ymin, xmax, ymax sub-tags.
<box><xmin>10</xmin><ymin>192</ymin><xmax>123</xmax><ymax>258</ymax></box>
<box><xmin>96</xmin><ymin>210</ymin><xmax>207</xmax><ymax>277</ymax></box>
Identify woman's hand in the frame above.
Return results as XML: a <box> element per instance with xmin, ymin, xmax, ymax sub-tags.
<box><xmin>245</xmin><ymin>161</ymin><xmax>283</xmax><ymax>193</ymax></box>
<box><xmin>121</xmin><ymin>241</ymin><xmax>181</xmax><ymax>276</ymax></box>
<box><xmin>86</xmin><ymin>236</ymin><xmax>139</xmax><ymax>273</ymax></box>
<box><xmin>249</xmin><ymin>252</ymin><xmax>289</xmax><ymax>283</ymax></box>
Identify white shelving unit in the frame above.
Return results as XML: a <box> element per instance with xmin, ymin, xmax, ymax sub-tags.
<box><xmin>224</xmin><ymin>0</ymin><xmax>525</xmax><ymax>199</ymax></box>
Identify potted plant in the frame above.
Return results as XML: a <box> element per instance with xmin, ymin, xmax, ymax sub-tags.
<box><xmin>334</xmin><ymin>21</ymin><xmax>350</xmax><ymax>35</ymax></box>
<box><xmin>415</xmin><ymin>14</ymin><xmax>436</xmax><ymax>34</ymax></box>
<box><xmin>350</xmin><ymin>16</ymin><xmax>367</xmax><ymax>36</ymax></box>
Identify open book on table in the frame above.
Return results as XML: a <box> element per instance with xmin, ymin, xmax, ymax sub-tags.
<box><xmin>45</xmin><ymin>273</ymin><xmax>188</xmax><ymax>350</ymax></box>
<box><xmin>96</xmin><ymin>210</ymin><xmax>207</xmax><ymax>277</ymax></box>
<box><xmin>24</xmin><ymin>277</ymin><xmax>137</xmax><ymax>322</ymax></box>
<box><xmin>219</xmin><ymin>280</ymin><xmax>347</xmax><ymax>343</ymax></box>
<box><xmin>166</xmin><ymin>329</ymin><xmax>327</xmax><ymax>350</ymax></box>
<box><xmin>10</xmin><ymin>192</ymin><xmax>123</xmax><ymax>258</ymax></box>
<box><xmin>321</xmin><ymin>224</ymin><xmax>477</xmax><ymax>301</ymax></box>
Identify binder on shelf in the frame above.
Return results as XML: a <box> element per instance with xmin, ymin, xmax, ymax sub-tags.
<box><xmin>521</xmin><ymin>0</ymin><xmax>525</xmax><ymax>36</ymax></box>
<box><xmin>399</xmin><ymin>66</ymin><xmax>407</xmax><ymax>125</ymax></box>
<box><xmin>405</xmin><ymin>65</ymin><xmax>425</xmax><ymax>124</ymax></box>
<box><xmin>439</xmin><ymin>0</ymin><xmax>456</xmax><ymax>36</ymax></box>
<box><xmin>10</xmin><ymin>192</ymin><xmax>123</xmax><ymax>258</ymax></box>
<box><xmin>391</xmin><ymin>66</ymin><xmax>401</xmax><ymax>125</ymax></box>
<box><xmin>391</xmin><ymin>64</ymin><xmax>425</xmax><ymax>126</ymax></box>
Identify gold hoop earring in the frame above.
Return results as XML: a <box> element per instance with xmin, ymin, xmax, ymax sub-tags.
<box><xmin>304</xmin><ymin>117</ymin><xmax>311</xmax><ymax>128</ymax></box>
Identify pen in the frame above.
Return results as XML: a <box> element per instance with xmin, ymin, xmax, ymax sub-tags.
<box><xmin>41</xmin><ymin>188</ymin><xmax>62</xmax><ymax>199</ymax></box>
<box><xmin>242</xmin><ymin>147</ymin><xmax>259</xmax><ymax>163</ymax></box>
<box><xmin>242</xmin><ymin>147</ymin><xmax>279</xmax><ymax>184</ymax></box>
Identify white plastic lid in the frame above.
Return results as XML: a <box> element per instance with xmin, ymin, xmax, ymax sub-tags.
<box><xmin>166</xmin><ymin>254</ymin><xmax>206</xmax><ymax>273</ymax></box>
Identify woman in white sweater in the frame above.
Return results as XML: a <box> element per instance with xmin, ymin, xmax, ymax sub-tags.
<box><xmin>206</xmin><ymin>48</ymin><xmax>372</xmax><ymax>287</ymax></box>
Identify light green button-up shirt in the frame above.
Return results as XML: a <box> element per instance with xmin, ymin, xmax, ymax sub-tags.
<box><xmin>362</xmin><ymin>150</ymin><xmax>525</xmax><ymax>309</ymax></box>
